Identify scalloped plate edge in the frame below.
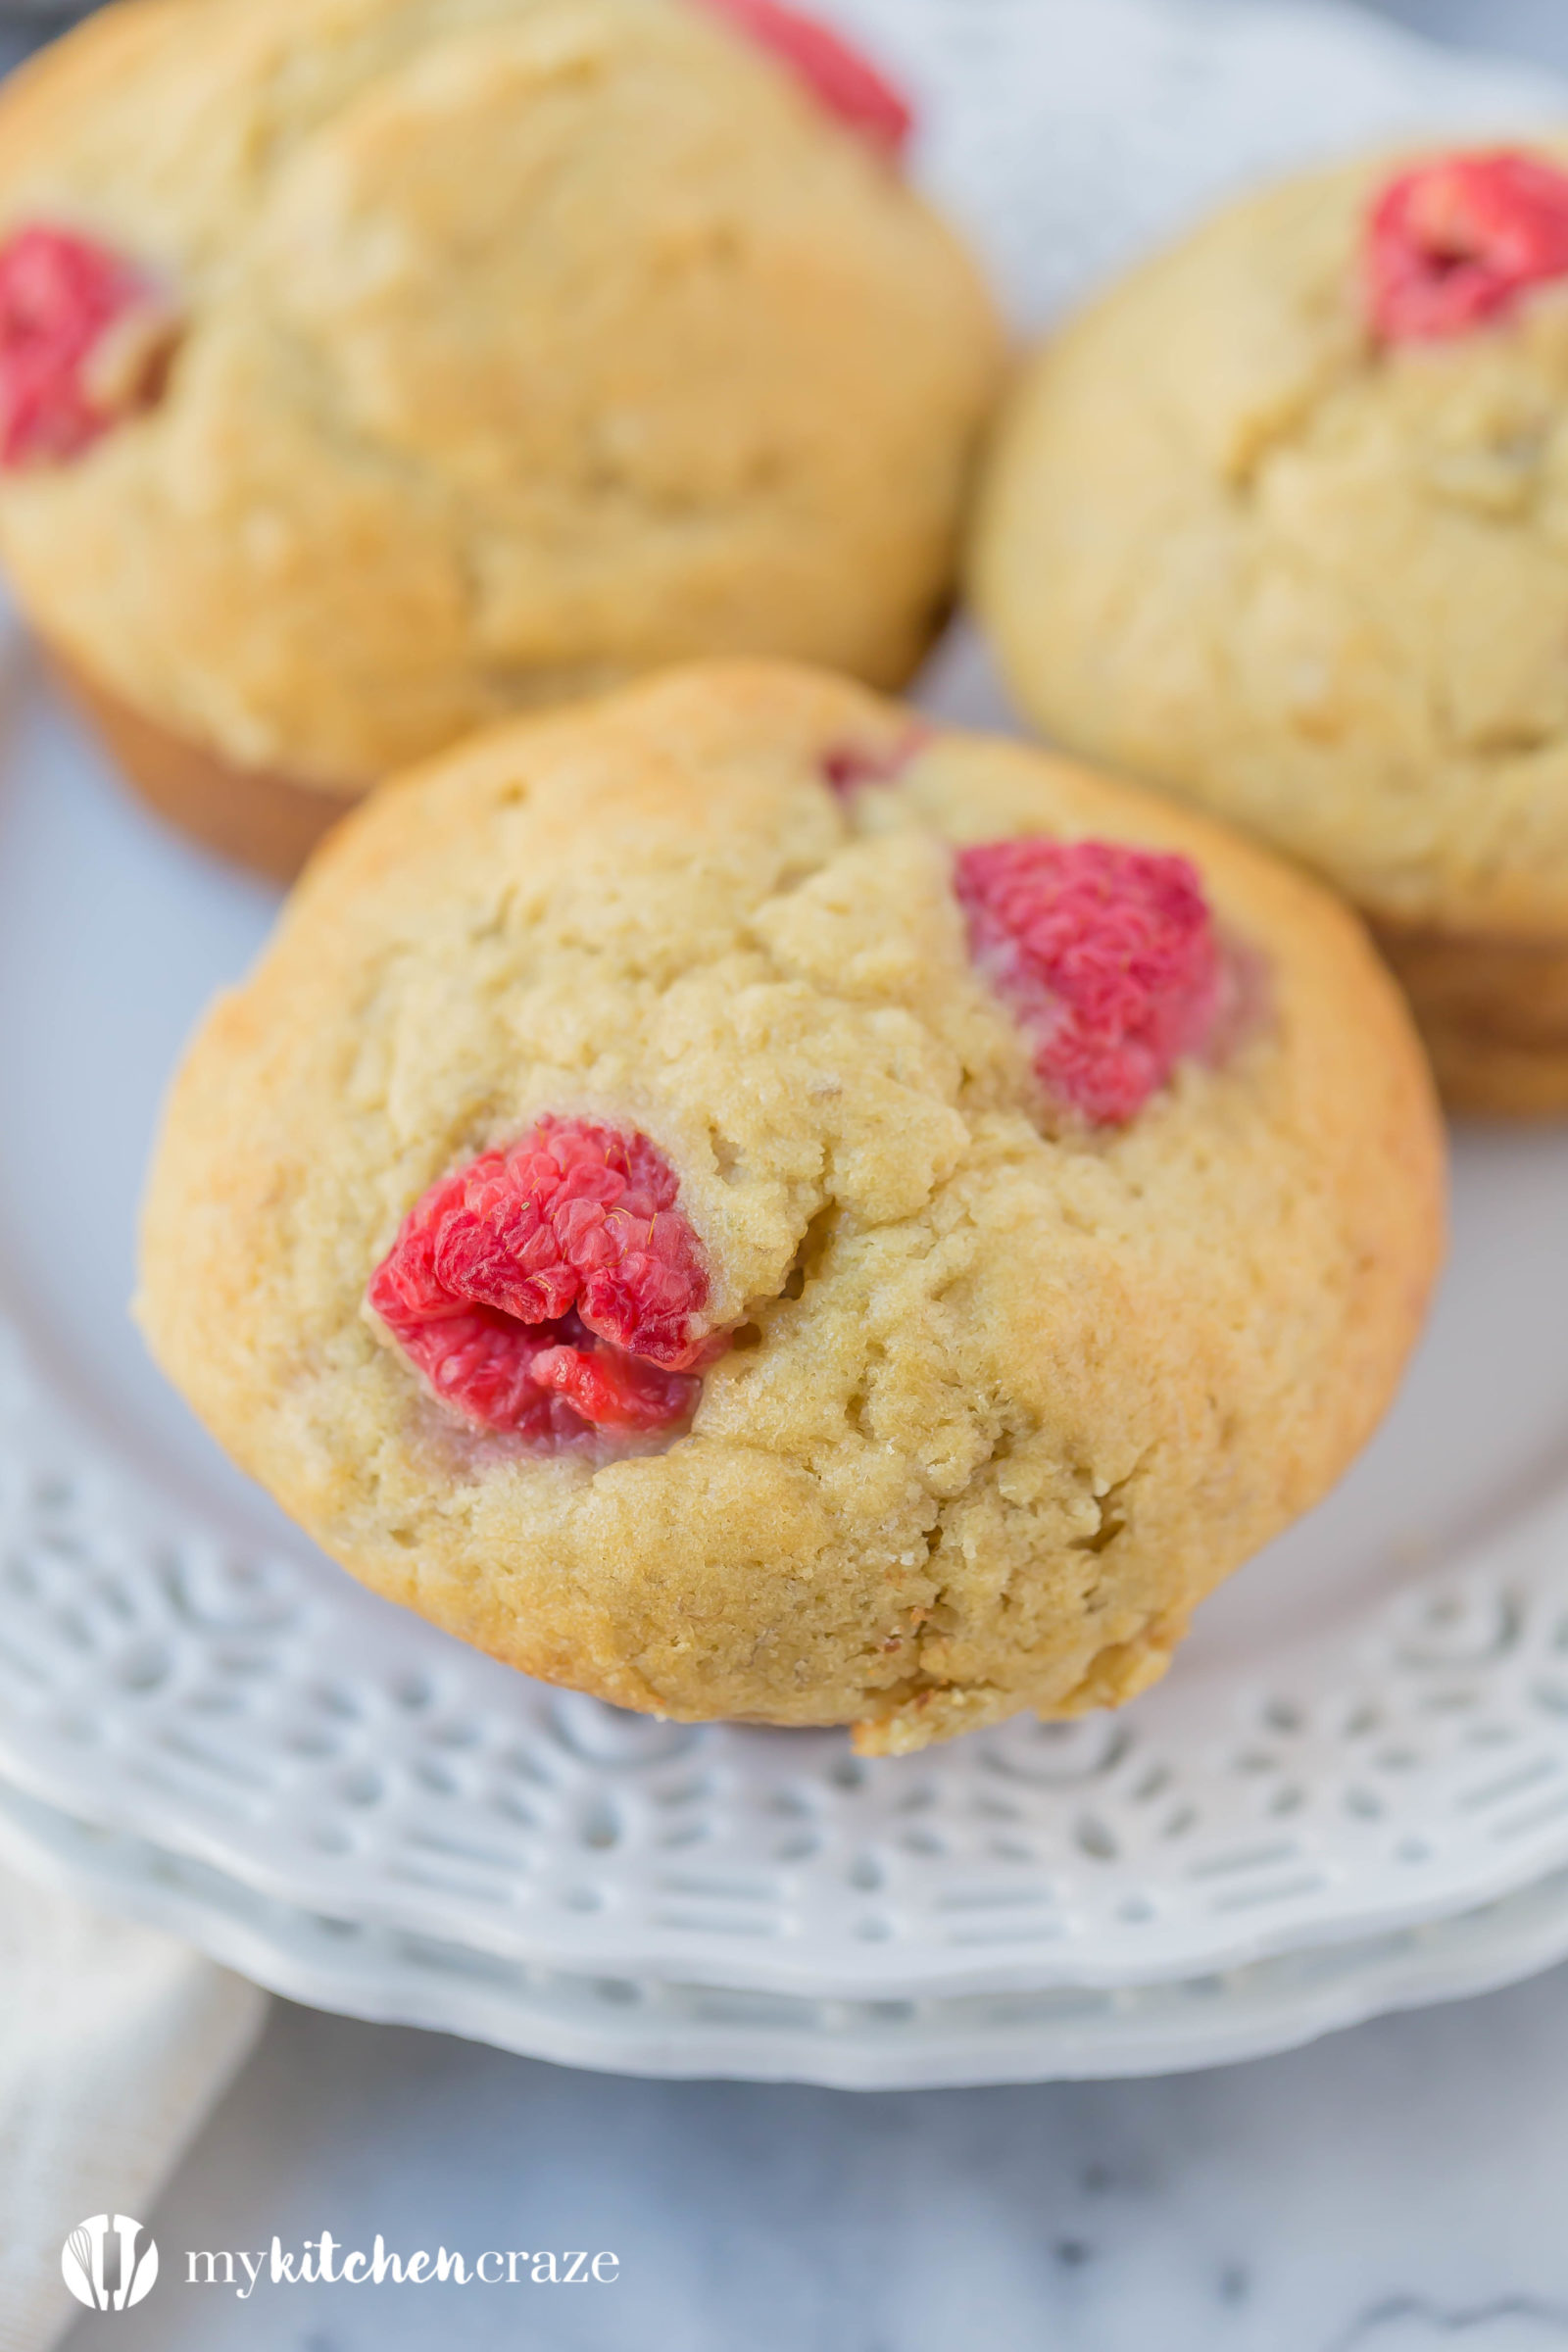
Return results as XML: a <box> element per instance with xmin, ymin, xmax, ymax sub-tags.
<box><xmin>4</xmin><ymin>1771</ymin><xmax>1568</xmax><ymax>2087</ymax></box>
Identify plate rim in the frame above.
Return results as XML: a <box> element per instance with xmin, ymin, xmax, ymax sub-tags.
<box><xmin>4</xmin><ymin>1769</ymin><xmax>1568</xmax><ymax>2087</ymax></box>
<box><xmin>10</xmin><ymin>1319</ymin><xmax>1568</xmax><ymax>2001</ymax></box>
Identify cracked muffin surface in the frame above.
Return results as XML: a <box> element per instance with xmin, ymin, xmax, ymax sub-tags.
<box><xmin>138</xmin><ymin>662</ymin><xmax>1444</xmax><ymax>1752</ymax></box>
<box><xmin>971</xmin><ymin>141</ymin><xmax>1568</xmax><ymax>1109</ymax></box>
<box><xmin>0</xmin><ymin>0</ymin><xmax>999</xmax><ymax>788</ymax></box>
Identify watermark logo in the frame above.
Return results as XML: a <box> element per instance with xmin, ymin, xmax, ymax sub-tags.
<box><xmin>188</xmin><ymin>2235</ymin><xmax>619</xmax><ymax>2296</ymax></box>
<box><xmin>61</xmin><ymin>2215</ymin><xmax>159</xmax><ymax>2314</ymax></box>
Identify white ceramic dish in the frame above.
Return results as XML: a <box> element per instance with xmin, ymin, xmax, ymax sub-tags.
<box><xmin>1</xmin><ymin>0</ymin><xmax>1567</xmax><ymax>2082</ymax></box>
<box><xmin>8</xmin><ymin>1775</ymin><xmax>1568</xmax><ymax>2087</ymax></box>
<box><xmin>9</xmin><ymin>616</ymin><xmax>1568</xmax><ymax>2025</ymax></box>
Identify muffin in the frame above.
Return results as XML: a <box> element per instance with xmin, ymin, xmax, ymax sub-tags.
<box><xmin>138</xmin><ymin>662</ymin><xmax>1444</xmax><ymax>1754</ymax></box>
<box><xmin>972</xmin><ymin>142</ymin><xmax>1568</xmax><ymax>1113</ymax></box>
<box><xmin>0</xmin><ymin>0</ymin><xmax>1001</xmax><ymax>879</ymax></box>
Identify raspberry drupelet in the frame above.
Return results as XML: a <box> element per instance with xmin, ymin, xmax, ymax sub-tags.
<box><xmin>1367</xmin><ymin>151</ymin><xmax>1568</xmax><ymax>344</ymax></box>
<box><xmin>368</xmin><ymin>1117</ymin><xmax>718</xmax><ymax>1445</ymax></box>
<box><xmin>956</xmin><ymin>837</ymin><xmax>1222</xmax><ymax>1126</ymax></box>
<box><xmin>819</xmin><ymin>725</ymin><xmax>931</xmax><ymax>796</ymax></box>
<box><xmin>0</xmin><ymin>223</ymin><xmax>174</xmax><ymax>468</ymax></box>
<box><xmin>691</xmin><ymin>0</ymin><xmax>912</xmax><ymax>155</ymax></box>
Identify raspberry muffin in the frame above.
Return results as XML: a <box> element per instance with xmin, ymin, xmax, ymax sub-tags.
<box><xmin>138</xmin><ymin>662</ymin><xmax>1443</xmax><ymax>1754</ymax></box>
<box><xmin>0</xmin><ymin>0</ymin><xmax>1000</xmax><ymax>879</ymax></box>
<box><xmin>973</xmin><ymin>142</ymin><xmax>1568</xmax><ymax>1113</ymax></box>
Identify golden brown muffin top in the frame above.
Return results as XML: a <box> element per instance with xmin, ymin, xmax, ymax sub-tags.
<box><xmin>0</xmin><ymin>0</ymin><xmax>1000</xmax><ymax>778</ymax></box>
<box><xmin>139</xmin><ymin>662</ymin><xmax>1444</xmax><ymax>1752</ymax></box>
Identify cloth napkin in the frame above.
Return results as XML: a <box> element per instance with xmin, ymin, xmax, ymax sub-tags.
<box><xmin>0</xmin><ymin>1859</ymin><xmax>266</xmax><ymax>2352</ymax></box>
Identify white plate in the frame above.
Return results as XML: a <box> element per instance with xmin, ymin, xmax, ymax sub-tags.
<box><xmin>7</xmin><ymin>1774</ymin><xmax>1568</xmax><ymax>2087</ymax></box>
<box><xmin>2</xmin><ymin>0</ymin><xmax>1568</xmax><ymax>2079</ymax></box>
<box><xmin>9</xmin><ymin>615</ymin><xmax>1568</xmax><ymax>2011</ymax></box>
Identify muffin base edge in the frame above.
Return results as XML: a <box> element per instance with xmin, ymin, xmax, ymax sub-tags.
<box><xmin>48</xmin><ymin>647</ymin><xmax>365</xmax><ymax>884</ymax></box>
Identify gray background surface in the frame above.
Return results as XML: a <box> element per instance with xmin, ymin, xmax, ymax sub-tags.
<box><xmin>19</xmin><ymin>2</ymin><xmax>1568</xmax><ymax>2347</ymax></box>
<box><xmin>1371</xmin><ymin>0</ymin><xmax>1568</xmax><ymax>69</ymax></box>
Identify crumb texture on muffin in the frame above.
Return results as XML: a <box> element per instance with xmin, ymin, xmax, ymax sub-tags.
<box><xmin>0</xmin><ymin>0</ymin><xmax>1000</xmax><ymax>785</ymax></box>
<box><xmin>139</xmin><ymin>663</ymin><xmax>1444</xmax><ymax>1753</ymax></box>
<box><xmin>973</xmin><ymin>141</ymin><xmax>1568</xmax><ymax>943</ymax></box>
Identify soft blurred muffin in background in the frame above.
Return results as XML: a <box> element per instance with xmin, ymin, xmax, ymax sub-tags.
<box><xmin>973</xmin><ymin>142</ymin><xmax>1568</xmax><ymax>1114</ymax></box>
<box><xmin>0</xmin><ymin>0</ymin><xmax>1002</xmax><ymax>874</ymax></box>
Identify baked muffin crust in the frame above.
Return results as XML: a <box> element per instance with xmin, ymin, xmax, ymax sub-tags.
<box><xmin>0</xmin><ymin>0</ymin><xmax>1000</xmax><ymax>788</ymax></box>
<box><xmin>972</xmin><ymin>143</ymin><xmax>1568</xmax><ymax>945</ymax></box>
<box><xmin>139</xmin><ymin>662</ymin><xmax>1444</xmax><ymax>1751</ymax></box>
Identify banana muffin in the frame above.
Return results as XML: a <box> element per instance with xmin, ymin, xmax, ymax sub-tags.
<box><xmin>973</xmin><ymin>142</ymin><xmax>1568</xmax><ymax>1113</ymax></box>
<box><xmin>138</xmin><ymin>662</ymin><xmax>1444</xmax><ymax>1753</ymax></box>
<box><xmin>0</xmin><ymin>0</ymin><xmax>1000</xmax><ymax>876</ymax></box>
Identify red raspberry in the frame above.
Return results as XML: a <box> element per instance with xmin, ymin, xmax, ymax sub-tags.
<box><xmin>0</xmin><ymin>223</ymin><xmax>175</xmax><ymax>469</ymax></box>
<box><xmin>368</xmin><ymin>1117</ymin><xmax>716</xmax><ymax>1443</ymax></box>
<box><xmin>956</xmin><ymin>837</ymin><xmax>1221</xmax><ymax>1126</ymax></box>
<box><xmin>528</xmin><ymin>1314</ymin><xmax>702</xmax><ymax>1433</ymax></box>
<box><xmin>820</xmin><ymin>725</ymin><xmax>932</xmax><ymax>797</ymax></box>
<box><xmin>1367</xmin><ymin>151</ymin><xmax>1568</xmax><ymax>343</ymax></box>
<box><xmin>690</xmin><ymin>0</ymin><xmax>912</xmax><ymax>156</ymax></box>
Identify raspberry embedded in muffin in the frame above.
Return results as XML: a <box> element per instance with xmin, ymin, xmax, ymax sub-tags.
<box><xmin>368</xmin><ymin>1115</ymin><xmax>717</xmax><ymax>1444</ymax></box>
<box><xmin>690</xmin><ymin>0</ymin><xmax>912</xmax><ymax>154</ymax></box>
<box><xmin>955</xmin><ymin>838</ymin><xmax>1222</xmax><ymax>1126</ymax></box>
<box><xmin>819</xmin><ymin>724</ymin><xmax>931</xmax><ymax>796</ymax></box>
<box><xmin>1367</xmin><ymin>150</ymin><xmax>1568</xmax><ymax>343</ymax></box>
<box><xmin>0</xmin><ymin>223</ymin><xmax>175</xmax><ymax>467</ymax></box>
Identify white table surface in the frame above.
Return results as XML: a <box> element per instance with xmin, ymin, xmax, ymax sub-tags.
<box><xmin>26</xmin><ymin>1</ymin><xmax>1568</xmax><ymax>2346</ymax></box>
